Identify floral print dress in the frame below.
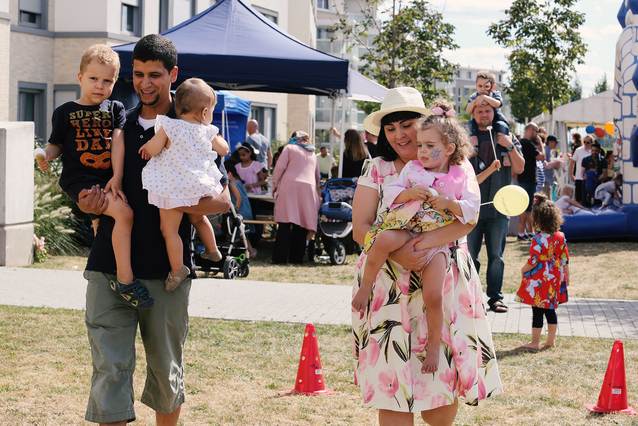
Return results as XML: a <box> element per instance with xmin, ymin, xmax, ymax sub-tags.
<box><xmin>516</xmin><ymin>232</ymin><xmax>569</xmax><ymax>309</ymax></box>
<box><xmin>352</xmin><ymin>157</ymin><xmax>503</xmax><ymax>412</ymax></box>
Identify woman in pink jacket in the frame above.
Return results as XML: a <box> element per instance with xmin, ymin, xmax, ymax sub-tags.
<box><xmin>271</xmin><ymin>131</ymin><xmax>320</xmax><ymax>264</ymax></box>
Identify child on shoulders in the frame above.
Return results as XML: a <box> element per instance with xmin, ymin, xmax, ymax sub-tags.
<box><xmin>466</xmin><ymin>70</ymin><xmax>510</xmax><ymax>151</ymax></box>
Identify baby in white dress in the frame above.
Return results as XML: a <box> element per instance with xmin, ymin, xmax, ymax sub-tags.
<box><xmin>139</xmin><ymin>78</ymin><xmax>229</xmax><ymax>291</ymax></box>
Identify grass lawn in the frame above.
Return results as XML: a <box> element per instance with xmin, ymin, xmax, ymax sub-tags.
<box><xmin>1</xmin><ymin>305</ymin><xmax>637</xmax><ymax>425</ymax></box>
<box><xmin>29</xmin><ymin>238</ymin><xmax>638</xmax><ymax>300</ymax></box>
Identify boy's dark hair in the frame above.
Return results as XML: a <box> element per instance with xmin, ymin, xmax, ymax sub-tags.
<box><xmin>546</xmin><ymin>135</ymin><xmax>558</xmax><ymax>143</ymax></box>
<box><xmin>476</xmin><ymin>70</ymin><xmax>496</xmax><ymax>85</ymax></box>
<box><xmin>531</xmin><ymin>193</ymin><xmax>563</xmax><ymax>234</ymax></box>
<box><xmin>133</xmin><ymin>34</ymin><xmax>177</xmax><ymax>71</ymax></box>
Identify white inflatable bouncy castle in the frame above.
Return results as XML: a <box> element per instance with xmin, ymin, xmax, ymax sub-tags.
<box><xmin>615</xmin><ymin>0</ymin><xmax>638</xmax><ymax>207</ymax></box>
<box><xmin>566</xmin><ymin>0</ymin><xmax>638</xmax><ymax>239</ymax></box>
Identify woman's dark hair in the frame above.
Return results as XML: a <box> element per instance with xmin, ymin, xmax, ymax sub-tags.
<box><xmin>375</xmin><ymin>111</ymin><xmax>423</xmax><ymax>161</ymax></box>
<box><xmin>224</xmin><ymin>160</ymin><xmax>241</xmax><ymax>182</ymax></box>
<box><xmin>531</xmin><ymin>193</ymin><xmax>563</xmax><ymax>234</ymax></box>
<box><xmin>133</xmin><ymin>34</ymin><xmax>177</xmax><ymax>71</ymax></box>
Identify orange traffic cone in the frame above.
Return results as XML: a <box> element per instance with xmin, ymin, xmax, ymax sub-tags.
<box><xmin>586</xmin><ymin>340</ymin><xmax>636</xmax><ymax>415</ymax></box>
<box><xmin>289</xmin><ymin>323</ymin><xmax>332</xmax><ymax>395</ymax></box>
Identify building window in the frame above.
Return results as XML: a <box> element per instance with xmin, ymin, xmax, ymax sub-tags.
<box><xmin>317</xmin><ymin>27</ymin><xmax>330</xmax><ymax>40</ymax></box>
<box><xmin>54</xmin><ymin>85</ymin><xmax>80</xmax><ymax>109</ymax></box>
<box><xmin>250</xmin><ymin>105</ymin><xmax>277</xmax><ymax>142</ymax></box>
<box><xmin>121</xmin><ymin>1</ymin><xmax>141</xmax><ymax>35</ymax></box>
<box><xmin>254</xmin><ymin>6</ymin><xmax>278</xmax><ymax>24</ymax></box>
<box><xmin>317</xmin><ymin>0</ymin><xmax>330</xmax><ymax>10</ymax></box>
<box><xmin>466</xmin><ymin>71</ymin><xmax>472</xmax><ymax>79</ymax></box>
<box><xmin>18</xmin><ymin>83</ymin><xmax>47</xmax><ymax>143</ymax></box>
<box><xmin>19</xmin><ymin>0</ymin><xmax>45</xmax><ymax>29</ymax></box>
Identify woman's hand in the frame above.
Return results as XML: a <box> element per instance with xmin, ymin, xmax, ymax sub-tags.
<box><xmin>389</xmin><ymin>237</ymin><xmax>430</xmax><ymax>271</ymax></box>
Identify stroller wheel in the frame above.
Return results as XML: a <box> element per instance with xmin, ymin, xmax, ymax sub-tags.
<box><xmin>223</xmin><ymin>257</ymin><xmax>241</xmax><ymax>279</ymax></box>
<box><xmin>239</xmin><ymin>261</ymin><xmax>250</xmax><ymax>278</ymax></box>
<box><xmin>329</xmin><ymin>240</ymin><xmax>347</xmax><ymax>265</ymax></box>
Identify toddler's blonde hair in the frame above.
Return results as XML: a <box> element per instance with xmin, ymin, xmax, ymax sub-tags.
<box><xmin>419</xmin><ymin>99</ymin><xmax>472</xmax><ymax>166</ymax></box>
<box><xmin>175</xmin><ymin>78</ymin><xmax>217</xmax><ymax>117</ymax></box>
<box><xmin>80</xmin><ymin>44</ymin><xmax>120</xmax><ymax>76</ymax></box>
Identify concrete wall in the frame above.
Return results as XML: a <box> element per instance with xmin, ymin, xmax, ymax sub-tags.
<box><xmin>0</xmin><ymin>122</ymin><xmax>34</xmax><ymax>266</ymax></box>
<box><xmin>53</xmin><ymin>37</ymin><xmax>110</xmax><ymax>84</ymax></box>
<box><xmin>286</xmin><ymin>0</ymin><xmax>315</xmax><ymax>138</ymax></box>
<box><xmin>0</xmin><ymin>13</ymin><xmax>9</xmax><ymax>121</ymax></box>
<box><xmin>54</xmin><ymin>0</ymin><xmax>108</xmax><ymax>32</ymax></box>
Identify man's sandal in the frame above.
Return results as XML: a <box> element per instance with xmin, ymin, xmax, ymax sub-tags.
<box><xmin>489</xmin><ymin>300</ymin><xmax>508</xmax><ymax>313</ymax></box>
<box><xmin>110</xmin><ymin>279</ymin><xmax>155</xmax><ymax>309</ymax></box>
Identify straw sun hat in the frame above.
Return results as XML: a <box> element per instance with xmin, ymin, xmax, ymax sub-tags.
<box><xmin>363</xmin><ymin>87</ymin><xmax>430</xmax><ymax>136</ymax></box>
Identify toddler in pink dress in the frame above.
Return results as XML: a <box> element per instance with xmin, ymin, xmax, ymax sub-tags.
<box><xmin>352</xmin><ymin>102</ymin><xmax>479</xmax><ymax>374</ymax></box>
<box><xmin>139</xmin><ymin>78</ymin><xmax>229</xmax><ymax>291</ymax></box>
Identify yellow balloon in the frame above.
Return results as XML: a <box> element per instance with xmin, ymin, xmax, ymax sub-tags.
<box><xmin>493</xmin><ymin>185</ymin><xmax>529</xmax><ymax>217</ymax></box>
<box><xmin>604</xmin><ymin>121</ymin><xmax>615</xmax><ymax>136</ymax></box>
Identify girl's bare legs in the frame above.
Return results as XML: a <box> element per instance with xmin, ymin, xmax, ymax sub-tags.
<box><xmin>420</xmin><ymin>253</ymin><xmax>446</xmax><ymax>373</ymax></box>
<box><xmin>522</xmin><ymin>327</ymin><xmax>542</xmax><ymax>350</ymax></box>
<box><xmin>188</xmin><ymin>213</ymin><xmax>221</xmax><ymax>261</ymax></box>
<box><xmin>543</xmin><ymin>324</ymin><xmax>557</xmax><ymax>349</ymax></box>
<box><xmin>160</xmin><ymin>208</ymin><xmax>190</xmax><ymax>291</ymax></box>
<box><xmin>352</xmin><ymin>230</ymin><xmax>412</xmax><ymax>313</ymax></box>
<box><xmin>420</xmin><ymin>398</ymin><xmax>458</xmax><ymax>426</ymax></box>
<box><xmin>379</xmin><ymin>410</ymin><xmax>413</xmax><ymax>426</ymax></box>
<box><xmin>102</xmin><ymin>192</ymin><xmax>134</xmax><ymax>284</ymax></box>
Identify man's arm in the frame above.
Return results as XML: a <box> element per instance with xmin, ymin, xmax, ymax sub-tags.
<box><xmin>177</xmin><ymin>187</ymin><xmax>231</xmax><ymax>215</ymax></box>
<box><xmin>267</xmin><ymin>146</ymin><xmax>273</xmax><ymax>169</ymax></box>
<box><xmin>497</xmin><ymin>134</ymin><xmax>524</xmax><ymax>175</ymax></box>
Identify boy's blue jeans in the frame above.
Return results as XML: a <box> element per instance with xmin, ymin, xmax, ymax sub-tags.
<box><xmin>467</xmin><ymin>216</ymin><xmax>509</xmax><ymax>305</ymax></box>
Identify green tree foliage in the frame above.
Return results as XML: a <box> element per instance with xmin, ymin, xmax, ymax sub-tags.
<box><xmin>593</xmin><ymin>73</ymin><xmax>608</xmax><ymax>94</ymax></box>
<box><xmin>570</xmin><ymin>77</ymin><xmax>582</xmax><ymax>102</ymax></box>
<box><xmin>488</xmin><ymin>0</ymin><xmax>587</xmax><ymax>122</ymax></box>
<box><xmin>332</xmin><ymin>0</ymin><xmax>458</xmax><ymax>104</ymax></box>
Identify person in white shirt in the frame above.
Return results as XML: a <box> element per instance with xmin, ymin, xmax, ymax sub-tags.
<box><xmin>595</xmin><ymin>174</ymin><xmax>623</xmax><ymax>208</ymax></box>
<box><xmin>316</xmin><ymin>145</ymin><xmax>336</xmax><ymax>179</ymax></box>
<box><xmin>555</xmin><ymin>185</ymin><xmax>592</xmax><ymax>215</ymax></box>
<box><xmin>569</xmin><ymin>135</ymin><xmax>593</xmax><ymax>203</ymax></box>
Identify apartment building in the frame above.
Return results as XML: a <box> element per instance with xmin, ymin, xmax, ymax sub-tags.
<box><xmin>314</xmin><ymin>0</ymin><xmax>374</xmax><ymax>144</ymax></box>
<box><xmin>2</xmin><ymin>0</ymin><xmax>322</xmax><ymax>144</ymax></box>
<box><xmin>437</xmin><ymin>66</ymin><xmax>512</xmax><ymax>120</ymax></box>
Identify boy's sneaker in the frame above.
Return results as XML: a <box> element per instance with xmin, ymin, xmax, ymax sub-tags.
<box><xmin>165</xmin><ymin>265</ymin><xmax>191</xmax><ymax>292</ymax></box>
<box><xmin>110</xmin><ymin>279</ymin><xmax>154</xmax><ymax>309</ymax></box>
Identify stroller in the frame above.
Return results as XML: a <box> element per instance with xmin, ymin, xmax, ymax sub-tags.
<box><xmin>310</xmin><ymin>177</ymin><xmax>359</xmax><ymax>265</ymax></box>
<box><xmin>192</xmin><ymin>204</ymin><xmax>251</xmax><ymax>279</ymax></box>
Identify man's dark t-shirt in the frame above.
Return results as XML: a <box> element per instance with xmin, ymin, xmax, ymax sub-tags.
<box><xmin>582</xmin><ymin>153</ymin><xmax>604</xmax><ymax>176</ymax></box>
<box><xmin>86</xmin><ymin>102</ymin><xmax>227</xmax><ymax>279</ymax></box>
<box><xmin>470</xmin><ymin>129</ymin><xmax>523</xmax><ymax>220</ymax></box>
<box><xmin>517</xmin><ymin>138</ymin><xmax>539</xmax><ymax>184</ymax></box>
<box><xmin>48</xmin><ymin>100</ymin><xmax>126</xmax><ymax>201</ymax></box>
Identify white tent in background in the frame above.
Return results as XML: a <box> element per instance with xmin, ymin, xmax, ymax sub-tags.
<box><xmin>332</xmin><ymin>69</ymin><xmax>388</xmax><ymax>176</ymax></box>
<box><xmin>533</xmin><ymin>90</ymin><xmax>614</xmax><ymax>153</ymax></box>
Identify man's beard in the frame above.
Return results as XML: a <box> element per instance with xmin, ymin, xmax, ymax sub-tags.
<box><xmin>139</xmin><ymin>93</ymin><xmax>160</xmax><ymax>106</ymax></box>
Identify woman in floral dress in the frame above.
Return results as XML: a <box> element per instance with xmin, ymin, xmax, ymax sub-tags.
<box><xmin>351</xmin><ymin>87</ymin><xmax>503</xmax><ymax>425</ymax></box>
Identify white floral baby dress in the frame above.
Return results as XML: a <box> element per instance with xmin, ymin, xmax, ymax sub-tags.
<box><xmin>142</xmin><ymin>115</ymin><xmax>224</xmax><ymax>209</ymax></box>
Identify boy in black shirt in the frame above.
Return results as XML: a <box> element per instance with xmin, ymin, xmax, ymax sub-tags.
<box><xmin>36</xmin><ymin>44</ymin><xmax>152</xmax><ymax>308</ymax></box>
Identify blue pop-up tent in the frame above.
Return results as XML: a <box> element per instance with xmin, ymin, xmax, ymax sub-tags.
<box><xmin>113</xmin><ymin>0</ymin><xmax>349</xmax><ymax>96</ymax></box>
<box><xmin>213</xmin><ymin>90</ymin><xmax>251</xmax><ymax>152</ymax></box>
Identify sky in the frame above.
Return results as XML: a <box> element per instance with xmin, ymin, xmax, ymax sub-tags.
<box><xmin>415</xmin><ymin>0</ymin><xmax>621</xmax><ymax>96</ymax></box>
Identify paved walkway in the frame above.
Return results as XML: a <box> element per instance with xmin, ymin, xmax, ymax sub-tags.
<box><xmin>2</xmin><ymin>267</ymin><xmax>638</xmax><ymax>339</ymax></box>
